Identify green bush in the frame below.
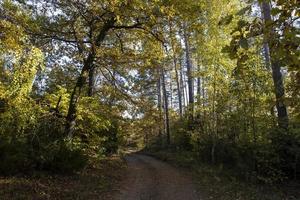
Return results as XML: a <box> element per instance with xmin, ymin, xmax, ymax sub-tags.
<box><xmin>167</xmin><ymin>114</ymin><xmax>300</xmax><ymax>183</ymax></box>
<box><xmin>0</xmin><ymin>111</ymin><xmax>88</xmax><ymax>175</ymax></box>
<box><xmin>42</xmin><ymin>142</ymin><xmax>88</xmax><ymax>173</ymax></box>
<box><xmin>171</xmin><ymin>119</ymin><xmax>192</xmax><ymax>150</ymax></box>
<box><xmin>266</xmin><ymin>127</ymin><xmax>300</xmax><ymax>180</ymax></box>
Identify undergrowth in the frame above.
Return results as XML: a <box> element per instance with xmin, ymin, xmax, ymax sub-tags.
<box><xmin>145</xmin><ymin>148</ymin><xmax>300</xmax><ymax>200</ymax></box>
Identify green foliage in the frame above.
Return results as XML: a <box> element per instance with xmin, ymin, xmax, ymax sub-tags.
<box><xmin>76</xmin><ymin>97</ymin><xmax>122</xmax><ymax>156</ymax></box>
<box><xmin>143</xmin><ymin>0</ymin><xmax>299</xmax><ymax>185</ymax></box>
<box><xmin>41</xmin><ymin>141</ymin><xmax>88</xmax><ymax>173</ymax></box>
<box><xmin>0</xmin><ymin>99</ymin><xmax>88</xmax><ymax>174</ymax></box>
<box><xmin>171</xmin><ymin>119</ymin><xmax>192</xmax><ymax>150</ymax></box>
<box><xmin>0</xmin><ymin>1</ymin><xmax>123</xmax><ymax>174</ymax></box>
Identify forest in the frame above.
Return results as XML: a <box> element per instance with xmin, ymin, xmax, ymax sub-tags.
<box><xmin>0</xmin><ymin>0</ymin><xmax>299</xmax><ymax>199</ymax></box>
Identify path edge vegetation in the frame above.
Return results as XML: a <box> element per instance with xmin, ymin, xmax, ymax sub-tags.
<box><xmin>143</xmin><ymin>148</ymin><xmax>300</xmax><ymax>200</ymax></box>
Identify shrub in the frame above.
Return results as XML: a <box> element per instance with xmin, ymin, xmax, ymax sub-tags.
<box><xmin>171</xmin><ymin>119</ymin><xmax>192</xmax><ymax>150</ymax></box>
<box><xmin>42</xmin><ymin>142</ymin><xmax>88</xmax><ymax>173</ymax></box>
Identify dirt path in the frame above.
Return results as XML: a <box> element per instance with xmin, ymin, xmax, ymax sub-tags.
<box><xmin>113</xmin><ymin>153</ymin><xmax>200</xmax><ymax>200</ymax></box>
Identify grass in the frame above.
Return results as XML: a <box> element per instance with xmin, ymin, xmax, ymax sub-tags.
<box><xmin>145</xmin><ymin>149</ymin><xmax>300</xmax><ymax>200</ymax></box>
<box><xmin>0</xmin><ymin>156</ymin><xmax>125</xmax><ymax>200</ymax></box>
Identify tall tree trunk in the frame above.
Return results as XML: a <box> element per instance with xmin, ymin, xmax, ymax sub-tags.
<box><xmin>260</xmin><ymin>3</ymin><xmax>271</xmax><ymax>71</ymax></box>
<box><xmin>180</xmin><ymin>58</ymin><xmax>186</xmax><ymax>108</ymax></box>
<box><xmin>169</xmin><ymin>20</ymin><xmax>183</xmax><ymax>117</ymax></box>
<box><xmin>261</xmin><ymin>1</ymin><xmax>288</xmax><ymax>129</ymax></box>
<box><xmin>161</xmin><ymin>68</ymin><xmax>170</xmax><ymax>146</ymax></box>
<box><xmin>196</xmin><ymin>58</ymin><xmax>201</xmax><ymax>106</ymax></box>
<box><xmin>202</xmin><ymin>74</ymin><xmax>205</xmax><ymax>107</ymax></box>
<box><xmin>174</xmin><ymin>58</ymin><xmax>183</xmax><ymax>117</ymax></box>
<box><xmin>157</xmin><ymin>68</ymin><xmax>163</xmax><ymax>140</ymax></box>
<box><xmin>197</xmin><ymin>76</ymin><xmax>201</xmax><ymax>97</ymax></box>
<box><xmin>65</xmin><ymin>18</ymin><xmax>115</xmax><ymax>137</ymax></box>
<box><xmin>195</xmin><ymin>59</ymin><xmax>202</xmax><ymax>122</ymax></box>
<box><xmin>211</xmin><ymin>65</ymin><xmax>217</xmax><ymax>164</ymax></box>
<box><xmin>183</xmin><ymin>25</ymin><xmax>194</xmax><ymax>121</ymax></box>
<box><xmin>169</xmin><ymin>72</ymin><xmax>173</xmax><ymax>109</ymax></box>
<box><xmin>201</xmin><ymin>72</ymin><xmax>206</xmax><ymax>134</ymax></box>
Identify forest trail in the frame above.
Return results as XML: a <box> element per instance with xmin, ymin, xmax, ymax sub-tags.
<box><xmin>113</xmin><ymin>153</ymin><xmax>200</xmax><ymax>200</ymax></box>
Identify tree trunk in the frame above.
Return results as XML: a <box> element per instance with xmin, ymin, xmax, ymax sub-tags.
<box><xmin>161</xmin><ymin>68</ymin><xmax>170</xmax><ymax>146</ymax></box>
<box><xmin>157</xmin><ymin>68</ymin><xmax>163</xmax><ymax>141</ymax></box>
<box><xmin>169</xmin><ymin>72</ymin><xmax>173</xmax><ymax>109</ymax></box>
<box><xmin>174</xmin><ymin>58</ymin><xmax>183</xmax><ymax>117</ymax></box>
<box><xmin>65</xmin><ymin>18</ymin><xmax>115</xmax><ymax>137</ymax></box>
<box><xmin>202</xmin><ymin>74</ymin><xmax>205</xmax><ymax>107</ymax></box>
<box><xmin>261</xmin><ymin>1</ymin><xmax>288</xmax><ymax>129</ymax></box>
<box><xmin>196</xmin><ymin>58</ymin><xmax>201</xmax><ymax>106</ymax></box>
<box><xmin>260</xmin><ymin>3</ymin><xmax>271</xmax><ymax>70</ymax></box>
<box><xmin>169</xmin><ymin>20</ymin><xmax>183</xmax><ymax>117</ymax></box>
<box><xmin>65</xmin><ymin>53</ymin><xmax>94</xmax><ymax>138</ymax></box>
<box><xmin>180</xmin><ymin>58</ymin><xmax>186</xmax><ymax>108</ymax></box>
<box><xmin>195</xmin><ymin>59</ymin><xmax>202</xmax><ymax>122</ymax></box>
<box><xmin>183</xmin><ymin>25</ymin><xmax>194</xmax><ymax>121</ymax></box>
<box><xmin>211</xmin><ymin>66</ymin><xmax>217</xmax><ymax>164</ymax></box>
<box><xmin>197</xmin><ymin>77</ymin><xmax>201</xmax><ymax>97</ymax></box>
<box><xmin>263</xmin><ymin>43</ymin><xmax>271</xmax><ymax>70</ymax></box>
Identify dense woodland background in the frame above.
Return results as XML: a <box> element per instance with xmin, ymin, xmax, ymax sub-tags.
<box><xmin>0</xmin><ymin>0</ymin><xmax>299</xmax><ymax>187</ymax></box>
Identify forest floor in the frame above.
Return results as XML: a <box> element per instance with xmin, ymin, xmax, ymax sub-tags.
<box><xmin>1</xmin><ymin>151</ymin><xmax>299</xmax><ymax>200</ymax></box>
<box><xmin>0</xmin><ymin>156</ymin><xmax>125</xmax><ymax>200</ymax></box>
<box><xmin>144</xmin><ymin>149</ymin><xmax>300</xmax><ymax>200</ymax></box>
<box><xmin>113</xmin><ymin>153</ymin><xmax>200</xmax><ymax>200</ymax></box>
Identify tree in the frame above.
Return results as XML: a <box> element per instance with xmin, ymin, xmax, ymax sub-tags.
<box><xmin>261</xmin><ymin>0</ymin><xmax>288</xmax><ymax>130</ymax></box>
<box><xmin>161</xmin><ymin>67</ymin><xmax>170</xmax><ymax>145</ymax></box>
<box><xmin>168</xmin><ymin>19</ymin><xmax>183</xmax><ymax>117</ymax></box>
<box><xmin>183</xmin><ymin>23</ymin><xmax>194</xmax><ymax>122</ymax></box>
